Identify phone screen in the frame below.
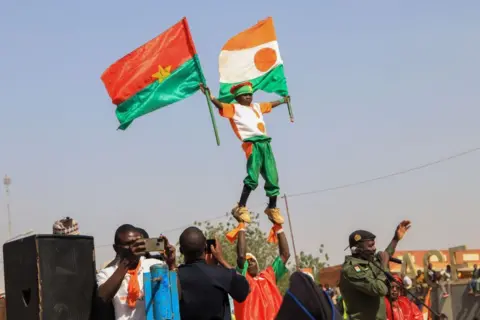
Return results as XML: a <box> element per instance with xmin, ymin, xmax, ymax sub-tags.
<box><xmin>206</xmin><ymin>239</ymin><xmax>216</xmax><ymax>254</ymax></box>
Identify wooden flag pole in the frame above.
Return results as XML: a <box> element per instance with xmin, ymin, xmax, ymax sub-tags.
<box><xmin>183</xmin><ymin>18</ymin><xmax>220</xmax><ymax>146</ymax></box>
<box><xmin>283</xmin><ymin>193</ymin><xmax>300</xmax><ymax>270</ymax></box>
<box><xmin>287</xmin><ymin>100</ymin><xmax>294</xmax><ymax>123</ymax></box>
<box><xmin>204</xmin><ymin>91</ymin><xmax>221</xmax><ymax>146</ymax></box>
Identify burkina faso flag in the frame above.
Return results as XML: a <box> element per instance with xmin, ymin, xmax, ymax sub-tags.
<box><xmin>102</xmin><ymin>17</ymin><xmax>204</xmax><ymax>130</ymax></box>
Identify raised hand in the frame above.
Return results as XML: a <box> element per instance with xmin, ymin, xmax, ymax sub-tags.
<box><xmin>394</xmin><ymin>220</ymin><xmax>411</xmax><ymax>241</ymax></box>
<box><xmin>210</xmin><ymin>237</ymin><xmax>223</xmax><ymax>262</ymax></box>
<box><xmin>160</xmin><ymin>235</ymin><xmax>176</xmax><ymax>268</ymax></box>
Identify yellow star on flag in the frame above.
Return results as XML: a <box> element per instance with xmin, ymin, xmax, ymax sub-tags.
<box><xmin>152</xmin><ymin>65</ymin><xmax>172</xmax><ymax>83</ymax></box>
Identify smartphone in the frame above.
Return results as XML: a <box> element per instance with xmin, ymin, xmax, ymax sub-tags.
<box><xmin>145</xmin><ymin>238</ymin><xmax>165</xmax><ymax>253</ymax></box>
<box><xmin>206</xmin><ymin>239</ymin><xmax>216</xmax><ymax>254</ymax></box>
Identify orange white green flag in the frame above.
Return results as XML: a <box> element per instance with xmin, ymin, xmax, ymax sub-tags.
<box><xmin>218</xmin><ymin>17</ymin><xmax>289</xmax><ymax>103</ymax></box>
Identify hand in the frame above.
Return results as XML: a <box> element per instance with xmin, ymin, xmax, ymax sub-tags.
<box><xmin>199</xmin><ymin>83</ymin><xmax>209</xmax><ymax>95</ymax></box>
<box><xmin>284</xmin><ymin>96</ymin><xmax>290</xmax><ymax>104</ymax></box>
<box><xmin>205</xmin><ymin>253</ymin><xmax>216</xmax><ymax>265</ymax></box>
<box><xmin>394</xmin><ymin>220</ymin><xmax>411</xmax><ymax>241</ymax></box>
<box><xmin>379</xmin><ymin>251</ymin><xmax>390</xmax><ymax>268</ymax></box>
<box><xmin>160</xmin><ymin>235</ymin><xmax>176</xmax><ymax>267</ymax></box>
<box><xmin>210</xmin><ymin>237</ymin><xmax>224</xmax><ymax>263</ymax></box>
<box><xmin>129</xmin><ymin>237</ymin><xmax>147</xmax><ymax>257</ymax></box>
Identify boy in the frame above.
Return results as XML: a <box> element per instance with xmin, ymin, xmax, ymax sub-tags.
<box><xmin>199</xmin><ymin>82</ymin><xmax>289</xmax><ymax>224</ymax></box>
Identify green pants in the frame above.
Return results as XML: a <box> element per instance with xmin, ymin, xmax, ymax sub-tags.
<box><xmin>242</xmin><ymin>136</ymin><xmax>280</xmax><ymax>197</ymax></box>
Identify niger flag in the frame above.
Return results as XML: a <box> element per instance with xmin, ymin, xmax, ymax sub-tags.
<box><xmin>102</xmin><ymin>17</ymin><xmax>203</xmax><ymax>130</ymax></box>
<box><xmin>218</xmin><ymin>17</ymin><xmax>289</xmax><ymax>103</ymax></box>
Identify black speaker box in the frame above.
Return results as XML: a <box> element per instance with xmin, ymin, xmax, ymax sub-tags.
<box><xmin>3</xmin><ymin>234</ymin><xmax>96</xmax><ymax>320</ymax></box>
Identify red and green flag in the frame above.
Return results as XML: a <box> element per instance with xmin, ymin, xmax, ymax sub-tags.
<box><xmin>102</xmin><ymin>17</ymin><xmax>216</xmax><ymax>133</ymax></box>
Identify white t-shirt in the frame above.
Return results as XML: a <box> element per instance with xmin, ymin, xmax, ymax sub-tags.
<box><xmin>96</xmin><ymin>257</ymin><xmax>165</xmax><ymax>320</ymax></box>
<box><xmin>403</xmin><ymin>275</ymin><xmax>412</xmax><ymax>288</ymax></box>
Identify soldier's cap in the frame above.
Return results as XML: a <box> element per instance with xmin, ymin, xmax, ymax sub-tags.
<box><xmin>344</xmin><ymin>230</ymin><xmax>376</xmax><ymax>250</ymax></box>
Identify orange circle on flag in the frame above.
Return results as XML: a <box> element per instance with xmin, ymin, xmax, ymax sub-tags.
<box><xmin>257</xmin><ymin>122</ymin><xmax>266</xmax><ymax>133</ymax></box>
<box><xmin>254</xmin><ymin>48</ymin><xmax>277</xmax><ymax>72</ymax></box>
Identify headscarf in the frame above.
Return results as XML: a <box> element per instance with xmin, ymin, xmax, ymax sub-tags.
<box><xmin>276</xmin><ymin>272</ymin><xmax>342</xmax><ymax>320</ymax></box>
<box><xmin>246</xmin><ymin>253</ymin><xmax>258</xmax><ymax>265</ymax></box>
<box><xmin>52</xmin><ymin>217</ymin><xmax>79</xmax><ymax>235</ymax></box>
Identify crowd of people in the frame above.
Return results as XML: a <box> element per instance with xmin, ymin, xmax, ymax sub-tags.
<box><xmin>87</xmin><ymin>216</ymin><xmax>433</xmax><ymax>320</ymax></box>
<box><xmin>91</xmin><ymin>214</ymin><xmax>335</xmax><ymax>320</ymax></box>
<box><xmin>44</xmin><ymin>214</ymin><xmax>480</xmax><ymax>320</ymax></box>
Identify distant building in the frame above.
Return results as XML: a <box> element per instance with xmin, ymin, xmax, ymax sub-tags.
<box><xmin>390</xmin><ymin>249</ymin><xmax>480</xmax><ymax>274</ymax></box>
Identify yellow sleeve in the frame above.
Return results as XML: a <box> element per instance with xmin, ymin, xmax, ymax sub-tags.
<box><xmin>219</xmin><ymin>103</ymin><xmax>235</xmax><ymax>118</ymax></box>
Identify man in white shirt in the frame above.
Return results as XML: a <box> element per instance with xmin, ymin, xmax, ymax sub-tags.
<box><xmin>96</xmin><ymin>224</ymin><xmax>175</xmax><ymax>320</ymax></box>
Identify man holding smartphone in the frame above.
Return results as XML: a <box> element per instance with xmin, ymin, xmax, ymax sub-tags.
<box><xmin>96</xmin><ymin>224</ymin><xmax>176</xmax><ymax>320</ymax></box>
<box><xmin>177</xmin><ymin>226</ymin><xmax>249</xmax><ymax>320</ymax></box>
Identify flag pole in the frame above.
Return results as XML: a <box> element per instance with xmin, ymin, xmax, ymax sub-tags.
<box><xmin>282</xmin><ymin>193</ymin><xmax>300</xmax><ymax>270</ymax></box>
<box><xmin>183</xmin><ymin>17</ymin><xmax>220</xmax><ymax>146</ymax></box>
<box><xmin>204</xmin><ymin>89</ymin><xmax>220</xmax><ymax>146</ymax></box>
<box><xmin>287</xmin><ymin>100</ymin><xmax>294</xmax><ymax>123</ymax></box>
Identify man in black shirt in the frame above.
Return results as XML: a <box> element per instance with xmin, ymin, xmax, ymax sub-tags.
<box><xmin>177</xmin><ymin>226</ymin><xmax>250</xmax><ymax>320</ymax></box>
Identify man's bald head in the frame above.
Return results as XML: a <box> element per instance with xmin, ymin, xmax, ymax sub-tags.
<box><xmin>179</xmin><ymin>226</ymin><xmax>206</xmax><ymax>261</ymax></box>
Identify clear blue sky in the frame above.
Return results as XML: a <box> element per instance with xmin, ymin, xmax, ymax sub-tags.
<box><xmin>0</xmin><ymin>1</ymin><xmax>479</xmax><ymax>285</ymax></box>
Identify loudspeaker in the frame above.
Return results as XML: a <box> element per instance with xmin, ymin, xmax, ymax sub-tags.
<box><xmin>3</xmin><ymin>234</ymin><xmax>96</xmax><ymax>320</ymax></box>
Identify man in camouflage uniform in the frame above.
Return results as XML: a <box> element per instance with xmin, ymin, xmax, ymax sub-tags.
<box><xmin>339</xmin><ymin>220</ymin><xmax>411</xmax><ymax>320</ymax></box>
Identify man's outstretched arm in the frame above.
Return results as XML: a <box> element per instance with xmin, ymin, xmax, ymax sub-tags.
<box><xmin>270</xmin><ymin>96</ymin><xmax>290</xmax><ymax>108</ymax></box>
<box><xmin>277</xmin><ymin>227</ymin><xmax>290</xmax><ymax>264</ymax></box>
<box><xmin>236</xmin><ymin>229</ymin><xmax>247</xmax><ymax>270</ymax></box>
<box><xmin>268</xmin><ymin>226</ymin><xmax>290</xmax><ymax>282</ymax></box>
<box><xmin>385</xmin><ymin>220</ymin><xmax>411</xmax><ymax>255</ymax></box>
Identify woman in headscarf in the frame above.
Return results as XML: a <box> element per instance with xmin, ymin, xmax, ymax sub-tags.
<box><xmin>385</xmin><ymin>275</ymin><xmax>423</xmax><ymax>320</ymax></box>
<box><xmin>275</xmin><ymin>271</ymin><xmax>341</xmax><ymax>320</ymax></box>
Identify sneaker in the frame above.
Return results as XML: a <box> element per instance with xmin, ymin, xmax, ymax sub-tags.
<box><xmin>231</xmin><ymin>204</ymin><xmax>251</xmax><ymax>223</ymax></box>
<box><xmin>264</xmin><ymin>207</ymin><xmax>284</xmax><ymax>225</ymax></box>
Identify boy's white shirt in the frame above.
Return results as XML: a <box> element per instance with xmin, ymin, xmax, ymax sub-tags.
<box><xmin>97</xmin><ymin>257</ymin><xmax>165</xmax><ymax>320</ymax></box>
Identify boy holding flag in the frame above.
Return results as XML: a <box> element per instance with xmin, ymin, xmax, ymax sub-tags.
<box><xmin>199</xmin><ymin>83</ymin><xmax>289</xmax><ymax>225</ymax></box>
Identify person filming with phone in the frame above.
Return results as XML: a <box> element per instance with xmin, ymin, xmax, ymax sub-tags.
<box><xmin>96</xmin><ymin>224</ymin><xmax>176</xmax><ymax>320</ymax></box>
<box><xmin>339</xmin><ymin>220</ymin><xmax>411</xmax><ymax>320</ymax></box>
<box><xmin>176</xmin><ymin>226</ymin><xmax>250</xmax><ymax>320</ymax></box>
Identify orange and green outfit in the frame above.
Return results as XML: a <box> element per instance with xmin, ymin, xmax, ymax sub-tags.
<box><xmin>234</xmin><ymin>256</ymin><xmax>288</xmax><ymax>320</ymax></box>
<box><xmin>219</xmin><ymin>94</ymin><xmax>281</xmax><ymax>198</ymax></box>
<box><xmin>221</xmin><ymin>82</ymin><xmax>285</xmax><ymax>241</ymax></box>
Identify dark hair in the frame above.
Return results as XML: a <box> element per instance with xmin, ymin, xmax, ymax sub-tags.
<box><xmin>114</xmin><ymin>224</ymin><xmax>137</xmax><ymax>245</ymax></box>
<box><xmin>179</xmin><ymin>226</ymin><xmax>206</xmax><ymax>260</ymax></box>
<box><xmin>136</xmin><ymin>227</ymin><xmax>149</xmax><ymax>239</ymax></box>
